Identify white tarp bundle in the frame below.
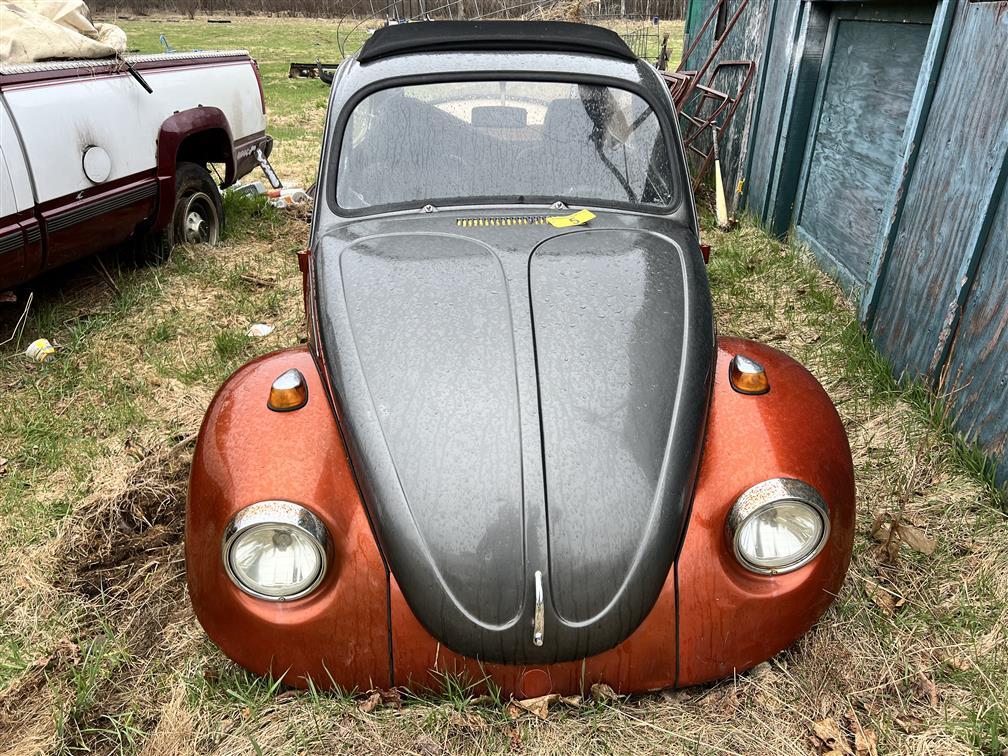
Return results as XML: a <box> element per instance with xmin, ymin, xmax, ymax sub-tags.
<box><xmin>0</xmin><ymin>1</ymin><xmax>127</xmax><ymax>65</ymax></box>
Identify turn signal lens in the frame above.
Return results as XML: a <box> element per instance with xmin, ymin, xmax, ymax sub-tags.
<box><xmin>729</xmin><ymin>354</ymin><xmax>769</xmax><ymax>395</ymax></box>
<box><xmin>268</xmin><ymin>368</ymin><xmax>308</xmax><ymax>411</ymax></box>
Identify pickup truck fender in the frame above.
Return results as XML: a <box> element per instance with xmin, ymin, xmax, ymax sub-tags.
<box><xmin>154</xmin><ymin>106</ymin><xmax>272</xmax><ymax>231</ymax></box>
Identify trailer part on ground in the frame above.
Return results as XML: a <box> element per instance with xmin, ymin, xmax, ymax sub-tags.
<box><xmin>288</xmin><ymin>61</ymin><xmax>338</xmax><ymax>84</ymax></box>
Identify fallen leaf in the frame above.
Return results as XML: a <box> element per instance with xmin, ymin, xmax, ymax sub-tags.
<box><xmin>698</xmin><ymin>684</ymin><xmax>740</xmax><ymax>717</ymax></box>
<box><xmin>845</xmin><ymin>709</ymin><xmax>878</xmax><ymax>756</ymax></box>
<box><xmin>27</xmin><ymin>637</ymin><xmax>79</xmax><ymax>674</ymax></box>
<box><xmin>505</xmin><ymin>702</ymin><xmax>522</xmax><ymax>720</ymax></box>
<box><xmin>0</xmin><ymin>457</ymin><xmax>8</xmax><ymax>477</ymax></box>
<box><xmin>590</xmin><ymin>683</ymin><xmax>619</xmax><ymax>703</ymax></box>
<box><xmin>917</xmin><ymin>672</ymin><xmax>939</xmax><ymax>709</ymax></box>
<box><xmin>749</xmin><ymin>661</ymin><xmax>773</xmax><ymax>681</ymax></box>
<box><xmin>660</xmin><ymin>688</ymin><xmax>691</xmax><ymax>703</ymax></box>
<box><xmin>854</xmin><ymin>727</ymin><xmax>878</xmax><ymax>756</ymax></box>
<box><xmin>870</xmin><ymin>513</ymin><xmax>890</xmax><ymax>542</ymax></box>
<box><xmin>559</xmin><ymin>694</ymin><xmax>582</xmax><ymax>708</ymax></box>
<box><xmin>810</xmin><ymin>718</ymin><xmax>851</xmax><ymax>755</ymax></box>
<box><xmin>380</xmin><ymin>688</ymin><xmax>403</xmax><ymax>709</ymax></box>
<box><xmin>896</xmin><ymin>523</ymin><xmax>937</xmax><ymax>556</ymax></box>
<box><xmin>864</xmin><ymin>580</ymin><xmax>905</xmax><ymax>614</ymax></box>
<box><xmin>941</xmin><ymin>654</ymin><xmax>971</xmax><ymax>671</ymax></box>
<box><xmin>448</xmin><ymin>709</ymin><xmax>486</xmax><ymax>730</ymax></box>
<box><xmin>893</xmin><ymin>714</ymin><xmax>924</xmax><ymax>734</ymax></box>
<box><xmin>413</xmin><ymin>734</ymin><xmax>441</xmax><ymax>754</ymax></box>
<box><xmin>358</xmin><ymin>690</ymin><xmax>381</xmax><ymax>713</ymax></box>
<box><xmin>508</xmin><ymin>726</ymin><xmax>523</xmax><ymax>750</ymax></box>
<box><xmin>514</xmin><ymin>693</ymin><xmax>559</xmax><ymax>719</ymax></box>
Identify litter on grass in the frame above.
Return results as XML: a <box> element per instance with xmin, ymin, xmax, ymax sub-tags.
<box><xmin>25</xmin><ymin>337</ymin><xmax>55</xmax><ymax>362</ymax></box>
<box><xmin>247</xmin><ymin>323</ymin><xmax>274</xmax><ymax>338</ymax></box>
<box><xmin>227</xmin><ymin>182</ymin><xmax>310</xmax><ymax>209</ymax></box>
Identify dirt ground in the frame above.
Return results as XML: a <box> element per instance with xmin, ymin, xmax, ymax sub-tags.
<box><xmin>0</xmin><ymin>14</ymin><xmax>1005</xmax><ymax>756</ymax></box>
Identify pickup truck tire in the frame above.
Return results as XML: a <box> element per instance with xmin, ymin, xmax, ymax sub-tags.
<box><xmin>172</xmin><ymin>162</ymin><xmax>224</xmax><ymax>247</ymax></box>
<box><xmin>133</xmin><ymin>162</ymin><xmax>224</xmax><ymax>266</ymax></box>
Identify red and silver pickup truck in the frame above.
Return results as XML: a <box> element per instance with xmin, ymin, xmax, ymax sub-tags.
<box><xmin>0</xmin><ymin>50</ymin><xmax>273</xmax><ymax>290</ymax></box>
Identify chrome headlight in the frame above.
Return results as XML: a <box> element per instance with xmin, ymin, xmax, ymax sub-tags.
<box><xmin>727</xmin><ymin>479</ymin><xmax>829</xmax><ymax>575</ymax></box>
<box><xmin>223</xmin><ymin>501</ymin><xmax>329</xmax><ymax>600</ymax></box>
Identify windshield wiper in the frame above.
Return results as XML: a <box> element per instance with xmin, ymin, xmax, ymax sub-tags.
<box><xmin>118</xmin><ymin>54</ymin><xmax>153</xmax><ymax>94</ymax></box>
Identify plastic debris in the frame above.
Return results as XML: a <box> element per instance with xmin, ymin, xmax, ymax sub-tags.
<box><xmin>227</xmin><ymin>181</ymin><xmax>309</xmax><ymax>209</ymax></box>
<box><xmin>247</xmin><ymin>323</ymin><xmax>274</xmax><ymax>338</ymax></box>
<box><xmin>227</xmin><ymin>181</ymin><xmax>267</xmax><ymax>198</ymax></box>
<box><xmin>25</xmin><ymin>338</ymin><xmax>55</xmax><ymax>362</ymax></box>
<box><xmin>268</xmin><ymin>188</ymin><xmax>310</xmax><ymax>209</ymax></box>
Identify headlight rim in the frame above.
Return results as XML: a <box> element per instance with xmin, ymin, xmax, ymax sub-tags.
<box><xmin>222</xmin><ymin>500</ymin><xmax>330</xmax><ymax>601</ymax></box>
<box><xmin>726</xmin><ymin>478</ymin><xmax>830</xmax><ymax>576</ymax></box>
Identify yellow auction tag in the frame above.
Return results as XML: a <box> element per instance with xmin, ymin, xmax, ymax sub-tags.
<box><xmin>546</xmin><ymin>209</ymin><xmax>596</xmax><ymax>228</ymax></box>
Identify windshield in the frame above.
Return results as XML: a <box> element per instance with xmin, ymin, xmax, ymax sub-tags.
<box><xmin>335</xmin><ymin>80</ymin><xmax>676</xmax><ymax>212</ymax></box>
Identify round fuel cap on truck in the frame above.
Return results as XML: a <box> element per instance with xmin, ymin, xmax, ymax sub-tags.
<box><xmin>82</xmin><ymin>145</ymin><xmax>111</xmax><ymax>184</ymax></box>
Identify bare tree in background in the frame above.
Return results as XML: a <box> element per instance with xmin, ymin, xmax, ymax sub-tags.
<box><xmin>90</xmin><ymin>0</ymin><xmax>685</xmax><ymax>19</ymax></box>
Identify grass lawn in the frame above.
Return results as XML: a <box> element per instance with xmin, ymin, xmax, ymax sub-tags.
<box><xmin>0</xmin><ymin>14</ymin><xmax>1005</xmax><ymax>756</ymax></box>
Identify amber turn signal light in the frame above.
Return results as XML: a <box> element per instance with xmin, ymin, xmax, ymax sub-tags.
<box><xmin>729</xmin><ymin>354</ymin><xmax>769</xmax><ymax>395</ymax></box>
<box><xmin>268</xmin><ymin>368</ymin><xmax>308</xmax><ymax>411</ymax></box>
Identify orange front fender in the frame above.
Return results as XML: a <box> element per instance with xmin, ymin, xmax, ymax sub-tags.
<box><xmin>676</xmin><ymin>337</ymin><xmax>855</xmax><ymax>686</ymax></box>
<box><xmin>186</xmin><ymin>347</ymin><xmax>390</xmax><ymax>690</ymax></box>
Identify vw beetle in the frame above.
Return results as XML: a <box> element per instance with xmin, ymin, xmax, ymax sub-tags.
<box><xmin>187</xmin><ymin>21</ymin><xmax>854</xmax><ymax>697</ymax></box>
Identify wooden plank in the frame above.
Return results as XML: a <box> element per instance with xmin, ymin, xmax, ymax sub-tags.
<box><xmin>743</xmin><ymin>0</ymin><xmax>804</xmax><ymax>222</ymax></box>
<box><xmin>765</xmin><ymin>3</ymin><xmax>831</xmax><ymax>236</ymax></box>
<box><xmin>740</xmin><ymin>0</ymin><xmax>781</xmax><ymax>214</ymax></box>
<box><xmin>793</xmin><ymin>9</ymin><xmax>932</xmax><ymax>292</ymax></box>
<box><xmin>869</xmin><ymin>0</ymin><xmax>1008</xmax><ymax>382</ymax></box>
<box><xmin>944</xmin><ymin>175</ymin><xmax>1008</xmax><ymax>487</ymax></box>
<box><xmin>860</xmin><ymin>0</ymin><xmax>957</xmax><ymax>323</ymax></box>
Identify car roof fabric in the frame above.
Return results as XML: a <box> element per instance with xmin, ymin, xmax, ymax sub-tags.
<box><xmin>356</xmin><ymin>20</ymin><xmax>637</xmax><ymax>64</ymax></box>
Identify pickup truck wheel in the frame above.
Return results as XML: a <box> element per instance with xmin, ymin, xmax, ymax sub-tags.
<box><xmin>173</xmin><ymin>162</ymin><xmax>224</xmax><ymax>246</ymax></box>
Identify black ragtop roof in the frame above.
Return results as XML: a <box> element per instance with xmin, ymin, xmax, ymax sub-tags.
<box><xmin>356</xmin><ymin>21</ymin><xmax>638</xmax><ymax>64</ymax></box>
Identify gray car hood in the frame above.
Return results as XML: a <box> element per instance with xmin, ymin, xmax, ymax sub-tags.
<box><xmin>314</xmin><ymin>209</ymin><xmax>714</xmax><ymax>663</ymax></box>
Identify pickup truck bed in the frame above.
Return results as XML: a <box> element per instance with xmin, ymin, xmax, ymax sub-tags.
<box><xmin>0</xmin><ymin>50</ymin><xmax>272</xmax><ymax>289</ymax></box>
